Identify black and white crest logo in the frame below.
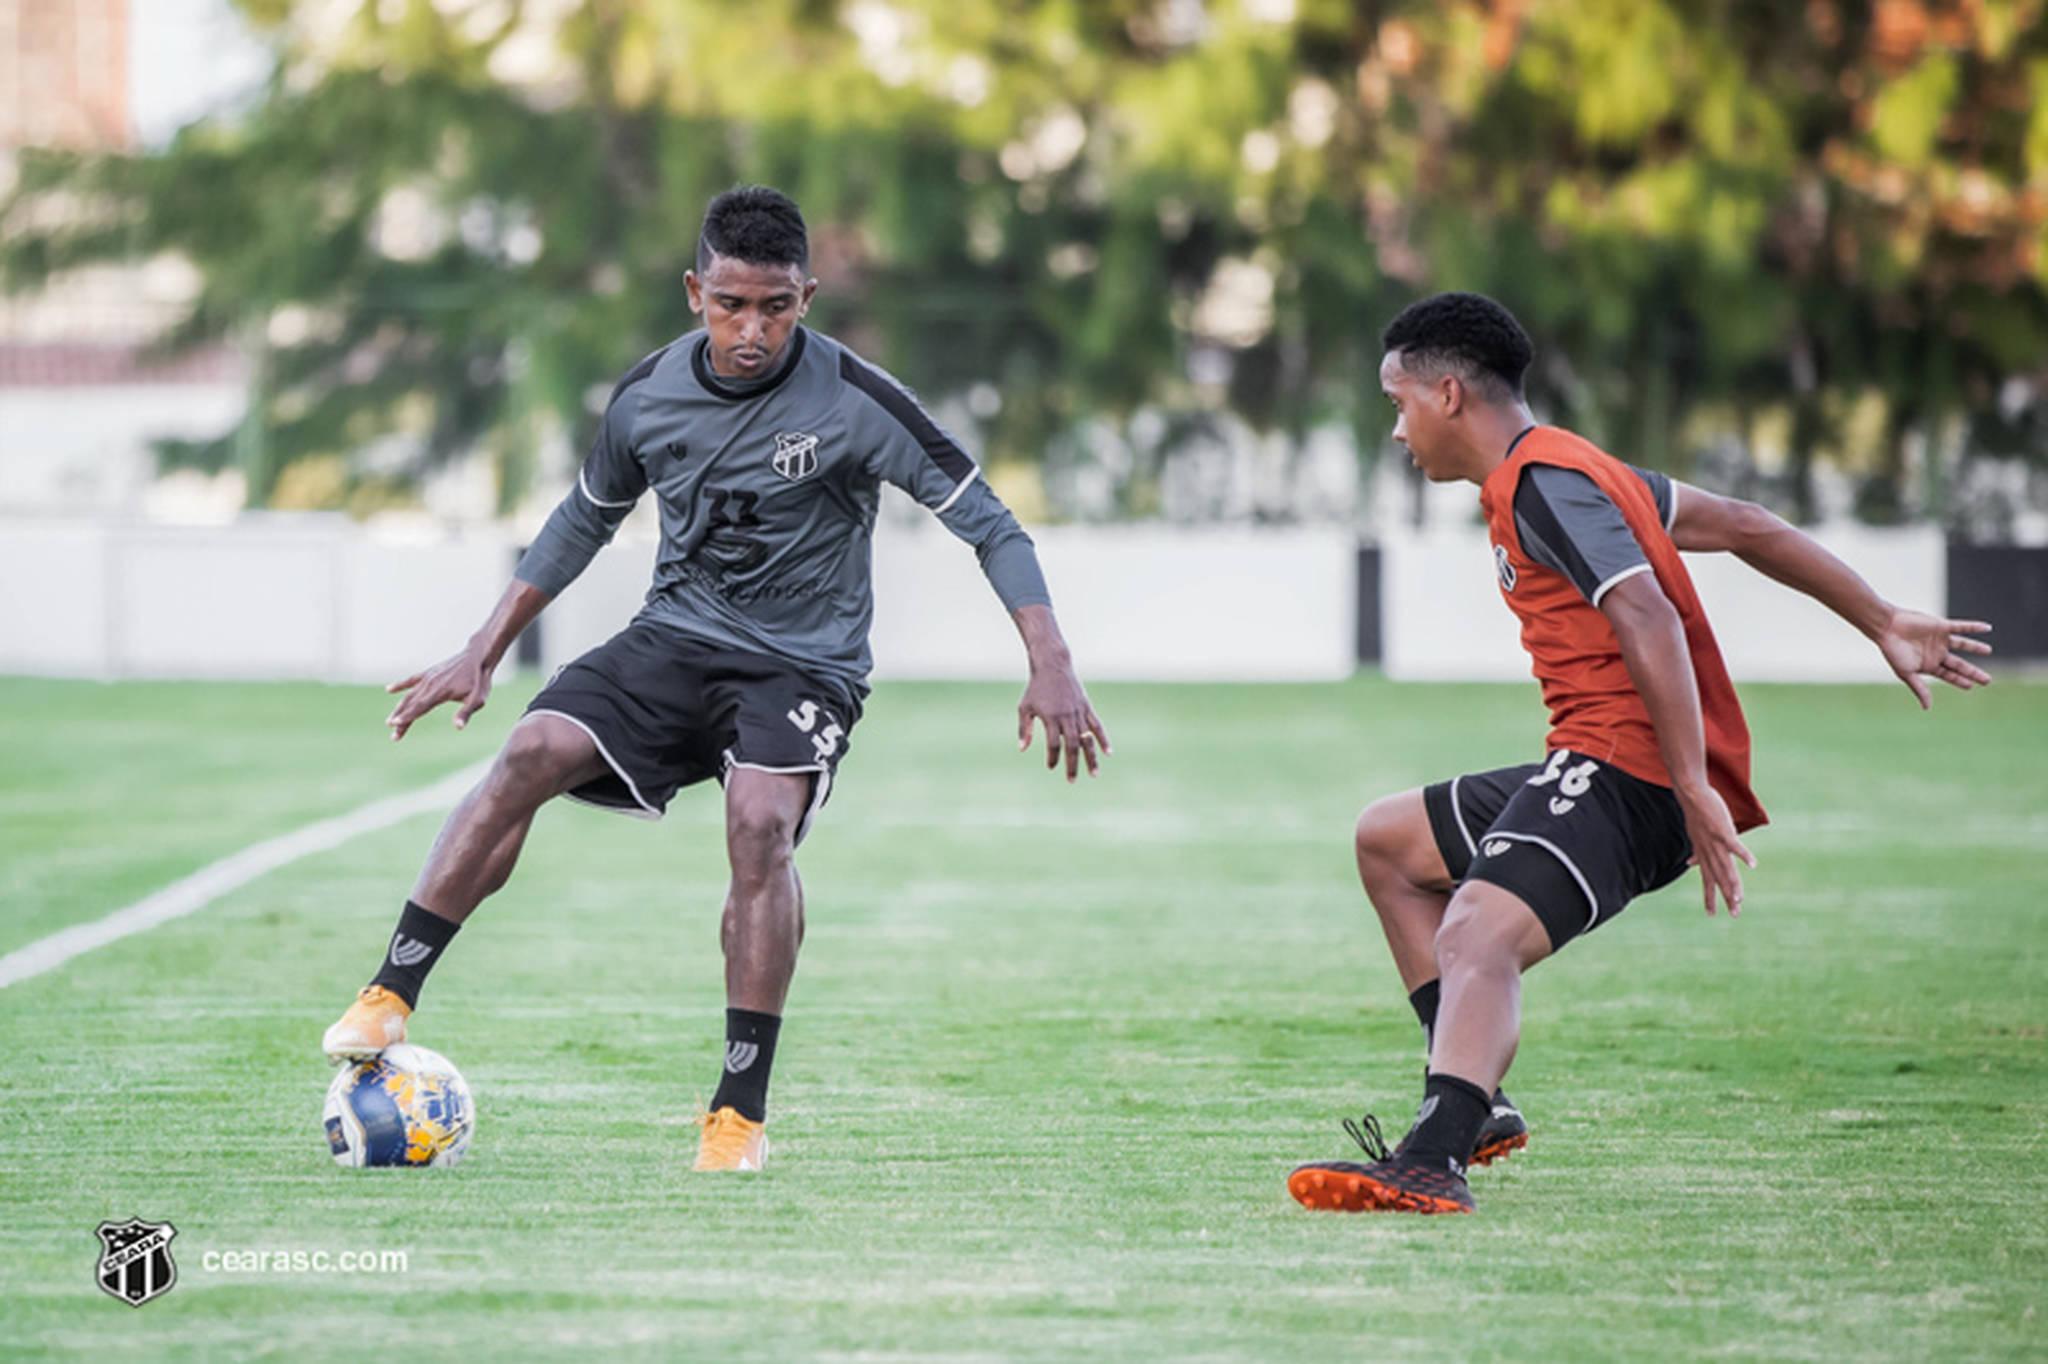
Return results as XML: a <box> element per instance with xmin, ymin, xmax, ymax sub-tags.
<box><xmin>95</xmin><ymin>1218</ymin><xmax>178</xmax><ymax>1308</ymax></box>
<box><xmin>772</xmin><ymin>431</ymin><xmax>819</xmax><ymax>482</ymax></box>
<box><xmin>1493</xmin><ymin>542</ymin><xmax>1517</xmax><ymax>592</ymax></box>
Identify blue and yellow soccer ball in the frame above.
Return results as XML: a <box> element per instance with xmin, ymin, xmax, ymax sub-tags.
<box><xmin>322</xmin><ymin>1044</ymin><xmax>475</xmax><ymax>1168</ymax></box>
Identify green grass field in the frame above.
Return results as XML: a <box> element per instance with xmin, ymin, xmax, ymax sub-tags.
<box><xmin>2</xmin><ymin>673</ymin><xmax>2043</xmax><ymax>1360</ymax></box>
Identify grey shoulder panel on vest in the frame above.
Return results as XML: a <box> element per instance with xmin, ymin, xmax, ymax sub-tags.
<box><xmin>1511</xmin><ymin>463</ymin><xmax>1654</xmax><ymax>605</ymax></box>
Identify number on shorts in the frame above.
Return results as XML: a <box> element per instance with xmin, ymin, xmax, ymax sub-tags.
<box><xmin>786</xmin><ymin>701</ymin><xmax>843</xmax><ymax>762</ymax></box>
<box><xmin>1528</xmin><ymin>751</ymin><xmax>1597</xmax><ymax>797</ymax></box>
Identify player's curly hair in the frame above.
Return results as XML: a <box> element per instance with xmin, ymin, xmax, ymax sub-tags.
<box><xmin>1381</xmin><ymin>292</ymin><xmax>1533</xmax><ymax>400</ymax></box>
<box><xmin>698</xmin><ymin>185</ymin><xmax>809</xmax><ymax>272</ymax></box>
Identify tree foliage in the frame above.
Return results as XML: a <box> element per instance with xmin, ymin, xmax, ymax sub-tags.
<box><xmin>3</xmin><ymin>0</ymin><xmax>2044</xmax><ymax>524</ymax></box>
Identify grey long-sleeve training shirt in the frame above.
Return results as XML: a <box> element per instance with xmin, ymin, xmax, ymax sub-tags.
<box><xmin>516</xmin><ymin>327</ymin><xmax>1051</xmax><ymax>695</ymax></box>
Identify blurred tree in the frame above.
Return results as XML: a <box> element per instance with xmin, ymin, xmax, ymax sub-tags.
<box><xmin>2</xmin><ymin>0</ymin><xmax>2043</xmax><ymax>526</ymax></box>
<box><xmin>1356</xmin><ymin>0</ymin><xmax>2048</xmax><ymax>523</ymax></box>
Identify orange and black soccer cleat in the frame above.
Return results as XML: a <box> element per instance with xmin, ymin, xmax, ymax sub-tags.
<box><xmin>1287</xmin><ymin>1113</ymin><xmax>1476</xmax><ymax>1214</ymax></box>
<box><xmin>1472</xmin><ymin>1093</ymin><xmax>1530</xmax><ymax>1167</ymax></box>
<box><xmin>693</xmin><ymin>1106</ymin><xmax>769</xmax><ymax>1172</ymax></box>
<box><xmin>1289</xmin><ymin>1151</ymin><xmax>1476</xmax><ymax>1215</ymax></box>
<box><xmin>321</xmin><ymin>985</ymin><xmax>411</xmax><ymax>1064</ymax></box>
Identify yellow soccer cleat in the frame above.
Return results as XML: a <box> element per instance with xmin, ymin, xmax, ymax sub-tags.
<box><xmin>321</xmin><ymin>985</ymin><xmax>411</xmax><ymax>1064</ymax></box>
<box><xmin>693</xmin><ymin>1106</ymin><xmax>769</xmax><ymax>1172</ymax></box>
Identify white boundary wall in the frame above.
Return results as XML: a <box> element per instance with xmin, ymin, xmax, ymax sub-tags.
<box><xmin>0</xmin><ymin>517</ymin><xmax>1942</xmax><ymax>684</ymax></box>
<box><xmin>0</xmin><ymin>518</ymin><xmax>1357</xmax><ymax>683</ymax></box>
<box><xmin>0</xmin><ymin>519</ymin><xmax>512</xmax><ymax>683</ymax></box>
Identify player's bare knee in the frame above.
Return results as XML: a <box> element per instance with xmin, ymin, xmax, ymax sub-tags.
<box><xmin>726</xmin><ymin>798</ymin><xmax>797</xmax><ymax>873</ymax></box>
<box><xmin>1434</xmin><ymin>889</ymin><xmax>1513</xmax><ymax>976</ymax></box>
<box><xmin>1356</xmin><ymin>791</ymin><xmax>1444</xmax><ymax>891</ymax></box>
<box><xmin>1353</xmin><ymin>795</ymin><xmax>1405</xmax><ymax>862</ymax></box>
<box><xmin>495</xmin><ymin>718</ymin><xmax>581</xmax><ymax>798</ymax></box>
<box><xmin>1439</xmin><ymin>882</ymin><xmax>1551</xmax><ymax>979</ymax></box>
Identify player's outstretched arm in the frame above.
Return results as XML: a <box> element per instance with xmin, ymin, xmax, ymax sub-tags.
<box><xmin>1012</xmin><ymin>604</ymin><xmax>1110</xmax><ymax>783</ymax></box>
<box><xmin>385</xmin><ymin>580</ymin><xmax>553</xmax><ymax>741</ymax></box>
<box><xmin>1601</xmin><ymin>572</ymin><xmax>1755</xmax><ymax>918</ymax></box>
<box><xmin>1668</xmin><ymin>484</ymin><xmax>1992</xmax><ymax>707</ymax></box>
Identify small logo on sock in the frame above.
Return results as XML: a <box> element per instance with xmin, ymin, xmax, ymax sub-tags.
<box><xmin>1415</xmin><ymin>1095</ymin><xmax>1440</xmax><ymax>1125</ymax></box>
<box><xmin>388</xmin><ymin>935</ymin><xmax>432</xmax><ymax>968</ymax></box>
<box><xmin>724</xmin><ymin>1041</ymin><xmax>759</xmax><ymax>1074</ymax></box>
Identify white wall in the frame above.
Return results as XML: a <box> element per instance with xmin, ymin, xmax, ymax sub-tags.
<box><xmin>536</xmin><ymin>522</ymin><xmax>1357</xmax><ymax>681</ymax></box>
<box><xmin>0</xmin><ymin>521</ymin><xmax>114</xmax><ymax>675</ymax></box>
<box><xmin>0</xmin><ymin>518</ymin><xmax>1357</xmax><ymax>683</ymax></box>
<box><xmin>872</xmin><ymin>525</ymin><xmax>1356</xmax><ymax>682</ymax></box>
<box><xmin>1381</xmin><ymin>524</ymin><xmax>1945</xmax><ymax>683</ymax></box>
<box><xmin>0</xmin><ymin>519</ymin><xmax>515</xmax><ymax>682</ymax></box>
<box><xmin>0</xmin><ymin>516</ymin><xmax>1944</xmax><ymax>684</ymax></box>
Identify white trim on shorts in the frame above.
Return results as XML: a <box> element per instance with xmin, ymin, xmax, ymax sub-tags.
<box><xmin>1476</xmin><ymin>830</ymin><xmax>1601</xmax><ymax>932</ymax></box>
<box><xmin>722</xmin><ymin>753</ymin><xmax>834</xmax><ymax>846</ymax></box>
<box><xmin>525</xmin><ymin>709</ymin><xmax>662</xmax><ymax>820</ymax></box>
<box><xmin>1447</xmin><ymin>776</ymin><xmax>1478</xmax><ymax>859</ymax></box>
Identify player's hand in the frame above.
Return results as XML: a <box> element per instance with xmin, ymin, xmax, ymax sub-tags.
<box><xmin>1017</xmin><ymin>664</ymin><xmax>1110</xmax><ymax>783</ymax></box>
<box><xmin>1679</xmin><ymin>784</ymin><xmax>1755</xmax><ymax>919</ymax></box>
<box><xmin>1876</xmin><ymin>607</ymin><xmax>1992</xmax><ymax>709</ymax></box>
<box><xmin>385</xmin><ymin>644</ymin><xmax>494</xmax><ymax>741</ymax></box>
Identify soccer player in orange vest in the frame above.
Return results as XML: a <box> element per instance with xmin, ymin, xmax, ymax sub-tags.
<box><xmin>1288</xmin><ymin>292</ymin><xmax>1993</xmax><ymax>1215</ymax></box>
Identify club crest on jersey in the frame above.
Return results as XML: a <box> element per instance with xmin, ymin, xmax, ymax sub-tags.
<box><xmin>772</xmin><ymin>431</ymin><xmax>819</xmax><ymax>482</ymax></box>
<box><xmin>1493</xmin><ymin>542</ymin><xmax>1517</xmax><ymax>592</ymax></box>
<box><xmin>95</xmin><ymin>1218</ymin><xmax>179</xmax><ymax>1308</ymax></box>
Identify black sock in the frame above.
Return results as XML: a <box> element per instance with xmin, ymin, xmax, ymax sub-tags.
<box><xmin>1408</xmin><ymin>979</ymin><xmax>1441</xmax><ymax>1056</ymax></box>
<box><xmin>1407</xmin><ymin>979</ymin><xmax>1509</xmax><ymax>1107</ymax></box>
<box><xmin>1404</xmin><ymin>1072</ymin><xmax>1491</xmax><ymax>1171</ymax></box>
<box><xmin>709</xmin><ymin>1008</ymin><xmax>781</xmax><ymax>1122</ymax></box>
<box><xmin>367</xmin><ymin>901</ymin><xmax>459</xmax><ymax>1009</ymax></box>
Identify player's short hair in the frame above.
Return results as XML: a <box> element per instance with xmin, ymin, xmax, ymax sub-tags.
<box><xmin>1381</xmin><ymin>292</ymin><xmax>1533</xmax><ymax>401</ymax></box>
<box><xmin>697</xmin><ymin>185</ymin><xmax>809</xmax><ymax>274</ymax></box>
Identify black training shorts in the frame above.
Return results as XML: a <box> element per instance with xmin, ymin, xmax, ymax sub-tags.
<box><xmin>1423</xmin><ymin>750</ymin><xmax>1693</xmax><ymax>951</ymax></box>
<box><xmin>525</xmin><ymin>620</ymin><xmax>860</xmax><ymax>844</ymax></box>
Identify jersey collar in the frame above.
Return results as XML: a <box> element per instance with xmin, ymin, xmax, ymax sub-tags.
<box><xmin>1480</xmin><ymin>424</ymin><xmax>1542</xmax><ymax>509</ymax></box>
<box><xmin>692</xmin><ymin>327</ymin><xmax>808</xmax><ymax>401</ymax></box>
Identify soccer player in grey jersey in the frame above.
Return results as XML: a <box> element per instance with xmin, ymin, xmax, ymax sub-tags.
<box><xmin>323</xmin><ymin>187</ymin><xmax>1109</xmax><ymax>1173</ymax></box>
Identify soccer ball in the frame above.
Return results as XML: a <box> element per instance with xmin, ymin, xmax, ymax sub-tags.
<box><xmin>322</xmin><ymin>1044</ymin><xmax>475</xmax><ymax>1168</ymax></box>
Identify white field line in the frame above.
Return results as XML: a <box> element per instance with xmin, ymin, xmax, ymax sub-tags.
<box><xmin>0</xmin><ymin>762</ymin><xmax>488</xmax><ymax>990</ymax></box>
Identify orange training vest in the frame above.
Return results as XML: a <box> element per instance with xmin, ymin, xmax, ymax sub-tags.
<box><xmin>1477</xmin><ymin>426</ymin><xmax>1768</xmax><ymax>832</ymax></box>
